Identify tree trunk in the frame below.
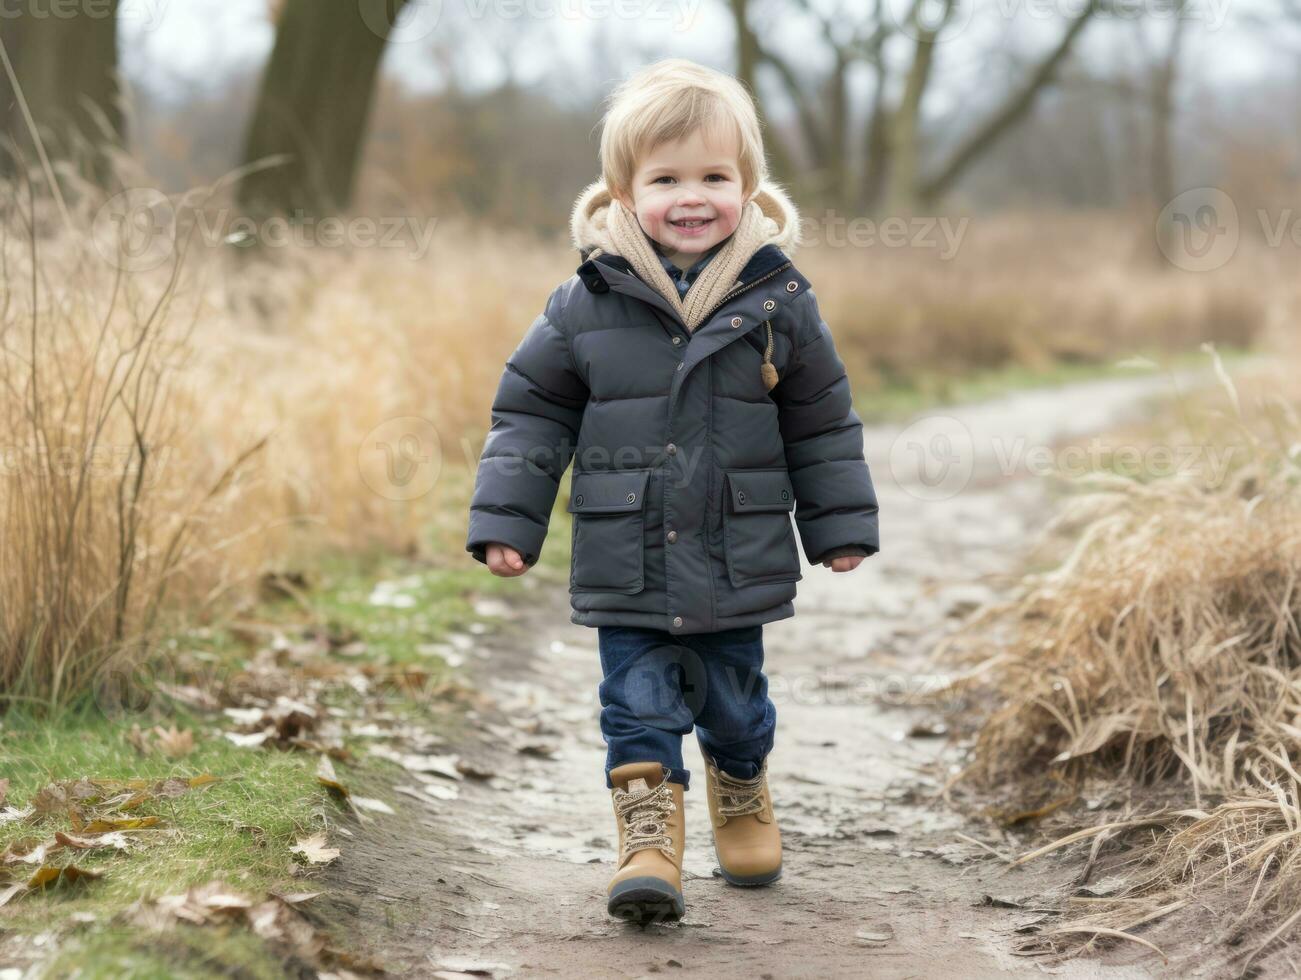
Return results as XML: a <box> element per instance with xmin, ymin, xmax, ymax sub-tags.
<box><xmin>884</xmin><ymin>2</ymin><xmax>945</xmax><ymax>215</ymax></box>
<box><xmin>729</xmin><ymin>0</ymin><xmax>796</xmax><ymax>190</ymax></box>
<box><xmin>0</xmin><ymin>2</ymin><xmax>123</xmax><ymax>186</ymax></box>
<box><xmin>1151</xmin><ymin>3</ymin><xmax>1187</xmax><ymax>267</ymax></box>
<box><xmin>237</xmin><ymin>0</ymin><xmax>409</xmax><ymax>218</ymax></box>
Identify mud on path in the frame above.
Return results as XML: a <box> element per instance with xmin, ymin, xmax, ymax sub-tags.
<box><xmin>322</xmin><ymin>374</ymin><xmax>1208</xmax><ymax>980</ymax></box>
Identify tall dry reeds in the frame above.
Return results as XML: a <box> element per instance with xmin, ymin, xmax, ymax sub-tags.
<box><xmin>0</xmin><ymin>177</ymin><xmax>270</xmax><ymax>707</ymax></box>
<box><xmin>944</xmin><ymin>348</ymin><xmax>1301</xmax><ymax>964</ymax></box>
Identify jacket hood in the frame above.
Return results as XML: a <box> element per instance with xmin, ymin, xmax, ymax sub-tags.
<box><xmin>569</xmin><ymin>177</ymin><xmax>802</xmax><ymax>260</ymax></box>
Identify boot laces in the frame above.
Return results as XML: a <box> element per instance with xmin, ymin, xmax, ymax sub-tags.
<box><xmin>613</xmin><ymin>778</ymin><xmax>677</xmax><ymax>862</ymax></box>
<box><xmin>710</xmin><ymin>760</ymin><xmax>767</xmax><ymax>819</ymax></box>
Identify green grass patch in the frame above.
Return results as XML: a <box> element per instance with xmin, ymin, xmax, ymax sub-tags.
<box><xmin>40</xmin><ymin>923</ymin><xmax>288</xmax><ymax>980</ymax></box>
<box><xmin>0</xmin><ymin>706</ymin><xmax>321</xmax><ymax>976</ymax></box>
<box><xmin>0</xmin><ymin>546</ymin><xmax>530</xmax><ymax>976</ymax></box>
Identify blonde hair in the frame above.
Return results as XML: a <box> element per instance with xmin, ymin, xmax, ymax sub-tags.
<box><xmin>597</xmin><ymin>58</ymin><xmax>768</xmax><ymax>203</ymax></box>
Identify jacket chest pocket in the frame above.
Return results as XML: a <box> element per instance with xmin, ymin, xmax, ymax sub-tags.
<box><xmin>568</xmin><ymin>469</ymin><xmax>651</xmax><ymax>594</ymax></box>
<box><xmin>722</xmin><ymin>469</ymin><xmax>802</xmax><ymax>588</ymax></box>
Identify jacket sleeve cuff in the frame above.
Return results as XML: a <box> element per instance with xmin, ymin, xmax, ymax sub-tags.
<box><xmin>465</xmin><ymin>513</ymin><xmax>545</xmax><ymax>567</ymax></box>
<box><xmin>812</xmin><ymin>544</ymin><xmax>875</xmax><ymax>563</ymax></box>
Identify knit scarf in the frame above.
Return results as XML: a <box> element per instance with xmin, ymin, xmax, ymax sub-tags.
<box><xmin>572</xmin><ymin>180</ymin><xmax>799</xmax><ymax>333</ymax></box>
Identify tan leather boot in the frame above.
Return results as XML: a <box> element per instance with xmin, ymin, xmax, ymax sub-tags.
<box><xmin>700</xmin><ymin>747</ymin><xmax>781</xmax><ymax>886</ymax></box>
<box><xmin>607</xmin><ymin>762</ymin><xmax>686</xmax><ymax>922</ymax></box>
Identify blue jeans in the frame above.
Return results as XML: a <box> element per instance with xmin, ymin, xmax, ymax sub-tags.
<box><xmin>597</xmin><ymin>625</ymin><xmax>777</xmax><ymax>792</ymax></box>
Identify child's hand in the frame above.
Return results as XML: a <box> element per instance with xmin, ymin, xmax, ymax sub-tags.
<box><xmin>486</xmin><ymin>543</ymin><xmax>528</xmax><ymax>577</ymax></box>
<box><xmin>822</xmin><ymin>555</ymin><xmax>865</xmax><ymax>573</ymax></box>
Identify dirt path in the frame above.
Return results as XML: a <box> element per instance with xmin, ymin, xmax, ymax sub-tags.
<box><xmin>323</xmin><ymin>372</ymin><xmax>1206</xmax><ymax>979</ymax></box>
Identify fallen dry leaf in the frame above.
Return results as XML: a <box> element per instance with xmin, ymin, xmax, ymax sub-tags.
<box><xmin>271</xmin><ymin>890</ymin><xmax>322</xmax><ymax>905</ymax></box>
<box><xmin>226</xmin><ymin>730</ymin><xmax>272</xmax><ymax>748</ymax></box>
<box><xmin>2</xmin><ymin>838</ymin><xmax>51</xmax><ymax>865</ymax></box>
<box><xmin>154</xmin><ymin>726</ymin><xmax>196</xmax><ymax>759</ymax></box>
<box><xmin>246</xmin><ymin>897</ymin><xmax>326</xmax><ymax>961</ymax></box>
<box><xmin>127</xmin><ymin>883</ymin><xmax>337</xmax><ymax>971</ymax></box>
<box><xmin>350</xmin><ymin>797</ymin><xmax>395</xmax><ymax>815</ymax></box>
<box><xmin>290</xmin><ymin>832</ymin><xmax>339</xmax><ymax>865</ymax></box>
<box><xmin>395</xmin><ymin>752</ymin><xmax>463</xmax><ymax>781</ymax></box>
<box><xmin>154</xmin><ymin>880</ymin><xmax>254</xmax><ymax>925</ymax></box>
<box><xmin>77</xmin><ymin>815</ymin><xmax>161</xmax><ymax>833</ymax></box>
<box><xmin>54</xmin><ymin>831</ymin><xmax>131</xmax><ymax>853</ymax></box>
<box><xmin>316</xmin><ymin>756</ymin><xmax>349</xmax><ymax>799</ymax></box>
<box><xmin>224</xmin><ymin>697</ymin><xmax>320</xmax><ymax>748</ymax></box>
<box><xmin>455</xmin><ymin>759</ymin><xmax>495</xmax><ymax>780</ymax></box>
<box><xmin>156</xmin><ymin>682</ymin><xmax>221</xmax><ymax>711</ymax></box>
<box><xmin>26</xmin><ymin>864</ymin><xmax>103</xmax><ymax>890</ymax></box>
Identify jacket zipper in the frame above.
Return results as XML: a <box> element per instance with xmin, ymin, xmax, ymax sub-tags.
<box><xmin>697</xmin><ymin>260</ymin><xmax>793</xmax><ymax>329</ymax></box>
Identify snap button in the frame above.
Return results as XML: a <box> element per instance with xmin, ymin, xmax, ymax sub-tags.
<box><xmin>785</xmin><ymin>280</ymin><xmax>798</xmax><ymax>292</ymax></box>
<box><xmin>780</xmin><ymin>489</ymin><xmax>790</xmax><ymax>500</ymax></box>
<box><xmin>672</xmin><ymin>336</ymin><xmax>682</xmax><ymax>345</ymax></box>
<box><xmin>730</xmin><ymin>316</ymin><xmax>742</xmax><ymax>328</ymax></box>
<box><xmin>667</xmin><ymin>530</ymin><xmax>678</xmax><ymax>543</ymax></box>
<box><xmin>626</xmin><ymin>491</ymin><xmax>636</xmax><ymax>503</ymax></box>
<box><xmin>575</xmin><ymin>494</ymin><xmax>584</xmax><ymax>506</ymax></box>
<box><xmin>672</xmin><ymin>616</ymin><xmax>683</xmax><ymax>628</ymax></box>
<box><xmin>763</xmin><ymin>299</ymin><xmax>776</xmax><ymax>312</ymax></box>
<box><xmin>676</xmin><ymin>363</ymin><xmax>683</xmax><ymax>371</ymax></box>
<box><xmin>737</xmin><ymin>490</ymin><xmax>747</xmax><ymax>504</ymax></box>
<box><xmin>666</xmin><ymin>443</ymin><xmax>677</xmax><ymax>455</ymax></box>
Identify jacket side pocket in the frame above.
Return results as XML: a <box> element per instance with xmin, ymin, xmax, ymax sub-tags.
<box><xmin>568</xmin><ymin>469</ymin><xmax>652</xmax><ymax>594</ymax></box>
<box><xmin>722</xmin><ymin>468</ymin><xmax>803</xmax><ymax>588</ymax></box>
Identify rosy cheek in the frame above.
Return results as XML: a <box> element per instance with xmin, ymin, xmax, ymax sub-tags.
<box><xmin>645</xmin><ymin>212</ymin><xmax>670</xmax><ymax>238</ymax></box>
<box><xmin>717</xmin><ymin>206</ymin><xmax>742</xmax><ymax>234</ymax></box>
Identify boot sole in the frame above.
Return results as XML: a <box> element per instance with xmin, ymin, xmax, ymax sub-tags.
<box><xmin>607</xmin><ymin>876</ymin><xmax>685</xmax><ymax>923</ymax></box>
<box><xmin>712</xmin><ymin>843</ymin><xmax>782</xmax><ymax>887</ymax></box>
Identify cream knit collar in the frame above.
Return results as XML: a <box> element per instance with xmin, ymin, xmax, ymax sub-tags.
<box><xmin>569</xmin><ymin>178</ymin><xmax>802</xmax><ymax>332</ymax></box>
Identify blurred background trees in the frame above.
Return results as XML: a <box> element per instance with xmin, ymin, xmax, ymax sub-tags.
<box><xmin>0</xmin><ymin>0</ymin><xmax>1297</xmax><ymax>228</ymax></box>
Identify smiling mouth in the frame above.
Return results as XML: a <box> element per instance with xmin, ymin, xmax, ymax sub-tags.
<box><xmin>670</xmin><ymin>217</ymin><xmax>714</xmax><ymax>230</ymax></box>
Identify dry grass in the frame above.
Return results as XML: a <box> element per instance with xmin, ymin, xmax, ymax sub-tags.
<box><xmin>806</xmin><ymin>210</ymin><xmax>1287</xmax><ymax>389</ymax></box>
<box><xmin>943</xmin><ymin>345</ymin><xmax>1301</xmax><ymax>966</ymax></box>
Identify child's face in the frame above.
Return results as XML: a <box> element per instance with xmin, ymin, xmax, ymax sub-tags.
<box><xmin>615</xmin><ymin>126</ymin><xmax>748</xmax><ymax>268</ymax></box>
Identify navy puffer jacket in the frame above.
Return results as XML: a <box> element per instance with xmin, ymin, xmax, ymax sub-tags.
<box><xmin>466</xmin><ymin>181</ymin><xmax>879</xmax><ymax>634</ymax></box>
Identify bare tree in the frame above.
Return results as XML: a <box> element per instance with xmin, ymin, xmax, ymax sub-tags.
<box><xmin>0</xmin><ymin>0</ymin><xmax>124</xmax><ymax>186</ymax></box>
<box><xmin>238</xmin><ymin>0</ymin><xmax>410</xmax><ymax>218</ymax></box>
<box><xmin>730</xmin><ymin>0</ymin><xmax>1102</xmax><ymax>212</ymax></box>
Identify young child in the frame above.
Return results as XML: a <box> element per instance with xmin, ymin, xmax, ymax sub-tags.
<box><xmin>465</xmin><ymin>58</ymin><xmax>879</xmax><ymax>923</ymax></box>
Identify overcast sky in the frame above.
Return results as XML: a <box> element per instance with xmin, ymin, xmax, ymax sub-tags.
<box><xmin>117</xmin><ymin>0</ymin><xmax>1292</xmax><ymax>106</ymax></box>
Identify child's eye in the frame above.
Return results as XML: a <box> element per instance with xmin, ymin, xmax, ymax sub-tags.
<box><xmin>705</xmin><ymin>174</ymin><xmax>728</xmax><ymax>182</ymax></box>
<box><xmin>653</xmin><ymin>176</ymin><xmax>675</xmax><ymax>184</ymax></box>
